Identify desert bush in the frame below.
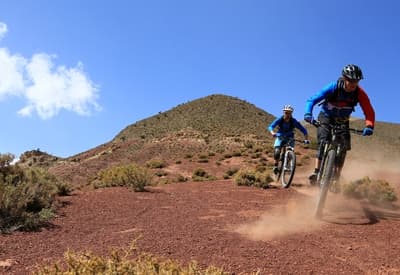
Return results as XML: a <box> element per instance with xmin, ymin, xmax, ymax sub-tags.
<box><xmin>198</xmin><ymin>154</ymin><xmax>208</xmax><ymax>159</ymax></box>
<box><xmin>176</xmin><ymin>174</ymin><xmax>188</xmax><ymax>182</ymax></box>
<box><xmin>223</xmin><ymin>153</ymin><xmax>232</xmax><ymax>159</ymax></box>
<box><xmin>55</xmin><ymin>181</ymin><xmax>73</xmax><ymax>196</ymax></box>
<box><xmin>255</xmin><ymin>164</ymin><xmax>267</xmax><ymax>173</ymax></box>
<box><xmin>243</xmin><ymin>140</ymin><xmax>254</xmax><ymax>149</ymax></box>
<box><xmin>0</xmin><ymin>154</ymin><xmax>62</xmax><ymax>232</ymax></box>
<box><xmin>342</xmin><ymin>177</ymin><xmax>397</xmax><ymax>205</ymax></box>
<box><xmin>34</xmin><ymin>245</ymin><xmax>226</xmax><ymax>275</ymax></box>
<box><xmin>226</xmin><ymin>167</ymin><xmax>239</xmax><ymax>177</ymax></box>
<box><xmin>192</xmin><ymin>168</ymin><xmax>216</xmax><ymax>182</ymax></box>
<box><xmin>91</xmin><ymin>164</ymin><xmax>153</xmax><ymax>191</ymax></box>
<box><xmin>154</xmin><ymin>170</ymin><xmax>168</xmax><ymax>177</ymax></box>
<box><xmin>234</xmin><ymin>168</ymin><xmax>273</xmax><ymax>188</ymax></box>
<box><xmin>197</xmin><ymin>159</ymin><xmax>209</xmax><ymax>163</ymax></box>
<box><xmin>232</xmin><ymin>151</ymin><xmax>242</xmax><ymax>157</ymax></box>
<box><xmin>146</xmin><ymin>159</ymin><xmax>167</xmax><ymax>169</ymax></box>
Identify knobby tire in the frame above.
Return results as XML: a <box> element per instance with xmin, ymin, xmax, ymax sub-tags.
<box><xmin>276</xmin><ymin>151</ymin><xmax>284</xmax><ymax>183</ymax></box>
<box><xmin>281</xmin><ymin>150</ymin><xmax>296</xmax><ymax>188</ymax></box>
<box><xmin>315</xmin><ymin>149</ymin><xmax>336</xmax><ymax>219</ymax></box>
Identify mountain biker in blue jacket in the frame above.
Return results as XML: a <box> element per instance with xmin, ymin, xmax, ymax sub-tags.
<box><xmin>304</xmin><ymin>64</ymin><xmax>375</xmax><ymax>184</ymax></box>
<box><xmin>268</xmin><ymin>105</ymin><xmax>309</xmax><ymax>174</ymax></box>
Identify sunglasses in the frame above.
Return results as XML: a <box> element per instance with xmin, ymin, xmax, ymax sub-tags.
<box><xmin>344</xmin><ymin>77</ymin><xmax>360</xmax><ymax>84</ymax></box>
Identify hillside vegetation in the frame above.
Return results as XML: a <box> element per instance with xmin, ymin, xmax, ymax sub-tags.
<box><xmin>115</xmin><ymin>94</ymin><xmax>275</xmax><ymax>141</ymax></box>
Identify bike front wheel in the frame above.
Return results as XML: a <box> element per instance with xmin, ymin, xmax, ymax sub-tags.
<box><xmin>281</xmin><ymin>150</ymin><xmax>296</xmax><ymax>188</ymax></box>
<box><xmin>315</xmin><ymin>149</ymin><xmax>336</xmax><ymax>219</ymax></box>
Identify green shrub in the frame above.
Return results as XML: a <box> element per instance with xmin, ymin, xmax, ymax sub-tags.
<box><xmin>234</xmin><ymin>168</ymin><xmax>273</xmax><ymax>189</ymax></box>
<box><xmin>91</xmin><ymin>164</ymin><xmax>153</xmax><ymax>191</ymax></box>
<box><xmin>197</xmin><ymin>159</ymin><xmax>209</xmax><ymax>163</ymax></box>
<box><xmin>226</xmin><ymin>167</ymin><xmax>239</xmax><ymax>177</ymax></box>
<box><xmin>146</xmin><ymin>159</ymin><xmax>167</xmax><ymax>169</ymax></box>
<box><xmin>243</xmin><ymin>140</ymin><xmax>254</xmax><ymax>149</ymax></box>
<box><xmin>0</xmin><ymin>154</ymin><xmax>62</xmax><ymax>232</ymax></box>
<box><xmin>342</xmin><ymin>177</ymin><xmax>397</xmax><ymax>204</ymax></box>
<box><xmin>192</xmin><ymin>168</ymin><xmax>216</xmax><ymax>182</ymax></box>
<box><xmin>232</xmin><ymin>151</ymin><xmax>242</xmax><ymax>157</ymax></box>
<box><xmin>176</xmin><ymin>175</ymin><xmax>188</xmax><ymax>182</ymax></box>
<box><xmin>223</xmin><ymin>153</ymin><xmax>232</xmax><ymax>159</ymax></box>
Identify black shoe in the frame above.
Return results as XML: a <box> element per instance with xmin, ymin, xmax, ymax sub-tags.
<box><xmin>309</xmin><ymin>173</ymin><xmax>317</xmax><ymax>185</ymax></box>
<box><xmin>273</xmin><ymin>166</ymin><xmax>279</xmax><ymax>175</ymax></box>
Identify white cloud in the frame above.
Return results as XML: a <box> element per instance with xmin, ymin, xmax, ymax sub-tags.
<box><xmin>19</xmin><ymin>53</ymin><xmax>100</xmax><ymax>119</ymax></box>
<box><xmin>0</xmin><ymin>48</ymin><xmax>26</xmax><ymax>98</ymax></box>
<box><xmin>0</xmin><ymin>22</ymin><xmax>7</xmax><ymax>41</ymax></box>
<box><xmin>0</xmin><ymin>22</ymin><xmax>100</xmax><ymax>119</ymax></box>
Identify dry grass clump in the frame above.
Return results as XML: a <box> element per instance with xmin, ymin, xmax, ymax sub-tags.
<box><xmin>341</xmin><ymin>176</ymin><xmax>397</xmax><ymax>205</ymax></box>
<box><xmin>146</xmin><ymin>159</ymin><xmax>167</xmax><ymax>169</ymax></box>
<box><xmin>34</xmin><ymin>243</ymin><xmax>226</xmax><ymax>275</ymax></box>
<box><xmin>223</xmin><ymin>167</ymin><xmax>239</xmax><ymax>179</ymax></box>
<box><xmin>192</xmin><ymin>168</ymin><xmax>217</xmax><ymax>182</ymax></box>
<box><xmin>234</xmin><ymin>168</ymin><xmax>273</xmax><ymax>189</ymax></box>
<box><xmin>90</xmin><ymin>163</ymin><xmax>153</xmax><ymax>191</ymax></box>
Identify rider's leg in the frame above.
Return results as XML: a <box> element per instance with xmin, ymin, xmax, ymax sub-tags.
<box><xmin>336</xmin><ymin>129</ymin><xmax>351</xmax><ymax>179</ymax></box>
<box><xmin>273</xmin><ymin>138</ymin><xmax>282</xmax><ymax>174</ymax></box>
<box><xmin>273</xmin><ymin>147</ymin><xmax>281</xmax><ymax>166</ymax></box>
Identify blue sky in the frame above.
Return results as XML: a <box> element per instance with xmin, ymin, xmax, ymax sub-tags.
<box><xmin>0</xmin><ymin>0</ymin><xmax>399</xmax><ymax>158</ymax></box>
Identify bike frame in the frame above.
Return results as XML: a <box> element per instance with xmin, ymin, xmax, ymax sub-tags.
<box><xmin>312</xmin><ymin>120</ymin><xmax>363</xmax><ymax>218</ymax></box>
<box><xmin>315</xmin><ymin>121</ymin><xmax>362</xmax><ymax>185</ymax></box>
<box><xmin>276</xmin><ymin>137</ymin><xmax>305</xmax><ymax>188</ymax></box>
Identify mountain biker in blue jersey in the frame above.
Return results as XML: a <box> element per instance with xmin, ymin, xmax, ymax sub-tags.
<box><xmin>268</xmin><ymin>105</ymin><xmax>309</xmax><ymax>174</ymax></box>
<box><xmin>304</xmin><ymin>64</ymin><xmax>375</xmax><ymax>184</ymax></box>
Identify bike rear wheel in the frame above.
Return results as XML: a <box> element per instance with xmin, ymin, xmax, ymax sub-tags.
<box><xmin>315</xmin><ymin>149</ymin><xmax>336</xmax><ymax>219</ymax></box>
<box><xmin>281</xmin><ymin>150</ymin><xmax>296</xmax><ymax>188</ymax></box>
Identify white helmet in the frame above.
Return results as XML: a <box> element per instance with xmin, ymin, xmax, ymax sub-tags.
<box><xmin>283</xmin><ymin>105</ymin><xmax>294</xmax><ymax>112</ymax></box>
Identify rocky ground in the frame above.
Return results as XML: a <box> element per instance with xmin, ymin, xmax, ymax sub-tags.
<box><xmin>1</xmin><ymin>167</ymin><xmax>400</xmax><ymax>274</ymax></box>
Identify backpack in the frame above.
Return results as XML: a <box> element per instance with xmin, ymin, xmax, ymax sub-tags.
<box><xmin>324</xmin><ymin>78</ymin><xmax>359</xmax><ymax>111</ymax></box>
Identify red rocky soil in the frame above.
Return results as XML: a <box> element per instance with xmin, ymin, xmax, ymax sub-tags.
<box><xmin>1</xmin><ymin>170</ymin><xmax>400</xmax><ymax>274</ymax></box>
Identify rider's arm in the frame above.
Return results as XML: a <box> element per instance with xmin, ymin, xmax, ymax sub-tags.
<box><xmin>268</xmin><ymin>117</ymin><xmax>281</xmax><ymax>135</ymax></box>
<box><xmin>293</xmin><ymin>119</ymin><xmax>308</xmax><ymax>138</ymax></box>
<box><xmin>305</xmin><ymin>81</ymin><xmax>337</xmax><ymax>115</ymax></box>
<box><xmin>357</xmin><ymin>87</ymin><xmax>375</xmax><ymax>128</ymax></box>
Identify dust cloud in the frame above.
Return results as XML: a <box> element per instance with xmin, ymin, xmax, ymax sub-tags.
<box><xmin>235</xmin><ymin>196</ymin><xmax>322</xmax><ymax>241</ymax></box>
<box><xmin>343</xmin><ymin>152</ymin><xmax>400</xmax><ymax>183</ymax></box>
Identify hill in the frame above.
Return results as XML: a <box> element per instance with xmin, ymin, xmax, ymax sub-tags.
<box><xmin>48</xmin><ymin>94</ymin><xmax>291</xmax><ymax>187</ymax></box>
<box><xmin>114</xmin><ymin>94</ymin><xmax>275</xmax><ymax>141</ymax></box>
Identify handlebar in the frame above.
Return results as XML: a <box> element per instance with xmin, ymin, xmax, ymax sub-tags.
<box><xmin>309</xmin><ymin>120</ymin><xmax>363</xmax><ymax>135</ymax></box>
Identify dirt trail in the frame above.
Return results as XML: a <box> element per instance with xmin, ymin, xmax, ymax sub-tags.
<box><xmin>1</xmin><ymin>172</ymin><xmax>400</xmax><ymax>274</ymax></box>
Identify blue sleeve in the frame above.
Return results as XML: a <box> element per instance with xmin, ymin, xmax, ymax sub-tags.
<box><xmin>305</xmin><ymin>81</ymin><xmax>337</xmax><ymax>114</ymax></box>
<box><xmin>267</xmin><ymin>117</ymin><xmax>281</xmax><ymax>132</ymax></box>
<box><xmin>293</xmin><ymin>118</ymin><xmax>308</xmax><ymax>136</ymax></box>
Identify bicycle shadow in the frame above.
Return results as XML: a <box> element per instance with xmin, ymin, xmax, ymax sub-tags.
<box><xmin>321</xmin><ymin>199</ymin><xmax>400</xmax><ymax>225</ymax></box>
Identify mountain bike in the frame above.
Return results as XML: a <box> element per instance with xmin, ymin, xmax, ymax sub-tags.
<box><xmin>310</xmin><ymin>120</ymin><xmax>363</xmax><ymax>219</ymax></box>
<box><xmin>274</xmin><ymin>137</ymin><xmax>308</xmax><ymax>188</ymax></box>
